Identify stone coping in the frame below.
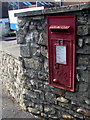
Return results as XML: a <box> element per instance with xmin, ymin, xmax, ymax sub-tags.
<box><xmin>15</xmin><ymin>3</ymin><xmax>90</xmax><ymax>17</ymax></box>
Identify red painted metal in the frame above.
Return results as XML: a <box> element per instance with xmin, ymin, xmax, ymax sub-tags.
<box><xmin>47</xmin><ymin>16</ymin><xmax>76</xmax><ymax>92</ymax></box>
<box><xmin>49</xmin><ymin>25</ymin><xmax>70</xmax><ymax>30</ymax></box>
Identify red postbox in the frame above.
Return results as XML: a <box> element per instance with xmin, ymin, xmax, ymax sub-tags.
<box><xmin>47</xmin><ymin>16</ymin><xmax>76</xmax><ymax>92</ymax></box>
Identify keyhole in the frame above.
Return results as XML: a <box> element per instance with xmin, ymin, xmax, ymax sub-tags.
<box><xmin>59</xmin><ymin>40</ymin><xmax>63</xmax><ymax>45</ymax></box>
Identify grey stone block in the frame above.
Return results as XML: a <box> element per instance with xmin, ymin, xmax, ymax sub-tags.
<box><xmin>44</xmin><ymin>105</ymin><xmax>55</xmax><ymax>113</ymax></box>
<box><xmin>77</xmin><ymin>55</ymin><xmax>90</xmax><ymax>65</ymax></box>
<box><xmin>77</xmin><ymin>26</ymin><xmax>90</xmax><ymax>35</ymax></box>
<box><xmin>40</xmin><ymin>46</ymin><xmax>48</xmax><ymax>58</ymax></box>
<box><xmin>25</xmin><ymin>69</ymin><xmax>37</xmax><ymax>78</ymax></box>
<box><xmin>77</xmin><ymin>46</ymin><xmax>90</xmax><ymax>54</ymax></box>
<box><xmin>38</xmin><ymin>71</ymin><xmax>48</xmax><ymax>81</ymax></box>
<box><xmin>20</xmin><ymin>44</ymin><xmax>31</xmax><ymax>57</ymax></box>
<box><xmin>38</xmin><ymin>32</ymin><xmax>47</xmax><ymax>46</ymax></box>
<box><xmin>24</xmin><ymin>58</ymin><xmax>42</xmax><ymax>70</ymax></box>
<box><xmin>45</xmin><ymin>92</ymin><xmax>56</xmax><ymax>103</ymax></box>
<box><xmin>80</xmin><ymin>71</ymin><xmax>90</xmax><ymax>83</ymax></box>
<box><xmin>79</xmin><ymin>82</ymin><xmax>88</xmax><ymax>92</ymax></box>
<box><xmin>77</xmin><ymin>16</ymin><xmax>88</xmax><ymax>24</ymax></box>
<box><xmin>25</xmin><ymin>91</ymin><xmax>38</xmax><ymax>99</ymax></box>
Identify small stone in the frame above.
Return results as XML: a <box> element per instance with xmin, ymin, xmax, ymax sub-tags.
<box><xmin>76</xmin><ymin>66</ymin><xmax>87</xmax><ymax>70</ymax></box>
<box><xmin>20</xmin><ymin>44</ymin><xmax>31</xmax><ymax>57</ymax></box>
<box><xmin>62</xmin><ymin>114</ymin><xmax>74</xmax><ymax>119</ymax></box>
<box><xmin>35</xmin><ymin>104</ymin><xmax>43</xmax><ymax>112</ymax></box>
<box><xmin>41</xmin><ymin>113</ymin><xmax>47</xmax><ymax>117</ymax></box>
<box><xmin>80</xmin><ymin>71</ymin><xmax>90</xmax><ymax>83</ymax></box>
<box><xmin>76</xmin><ymin>73</ymin><xmax>81</xmax><ymax>82</ymax></box>
<box><xmin>74</xmin><ymin>112</ymin><xmax>84</xmax><ymax>119</ymax></box>
<box><xmin>44</xmin><ymin>59</ymin><xmax>49</xmax><ymax>73</ymax></box>
<box><xmin>38</xmin><ymin>72</ymin><xmax>48</xmax><ymax>80</ymax></box>
<box><xmin>77</xmin><ymin>108</ymin><xmax>90</xmax><ymax>116</ymax></box>
<box><xmin>55</xmin><ymin>89</ymin><xmax>65</xmax><ymax>96</ymax></box>
<box><xmin>38</xmin><ymin>32</ymin><xmax>46</xmax><ymax>45</ymax></box>
<box><xmin>26</xmin><ymin>69</ymin><xmax>37</xmax><ymax>78</ymax></box>
<box><xmin>14</xmin><ymin>82</ymin><xmax>19</xmax><ymax>88</ymax></box>
<box><xmin>25</xmin><ymin>91</ymin><xmax>37</xmax><ymax>99</ymax></box>
<box><xmin>79</xmin><ymin>82</ymin><xmax>88</xmax><ymax>92</ymax></box>
<box><xmin>85</xmin><ymin>36</ymin><xmax>90</xmax><ymax>45</ymax></box>
<box><xmin>24</xmin><ymin>58</ymin><xmax>42</xmax><ymax>70</ymax></box>
<box><xmin>56</xmin><ymin>97</ymin><xmax>69</xmax><ymax>103</ymax></box>
<box><xmin>30</xmin><ymin>80</ymin><xmax>36</xmax><ymax>86</ymax></box>
<box><xmin>40</xmin><ymin>46</ymin><xmax>48</xmax><ymax>58</ymax></box>
<box><xmin>48</xmin><ymin>114</ymin><xmax>58</xmax><ymax>119</ymax></box>
<box><xmin>17</xmin><ymin>35</ymin><xmax>25</xmax><ymax>44</ymax></box>
<box><xmin>29</xmin><ymin>22</ymin><xmax>36</xmax><ymax>30</ymax></box>
<box><xmin>84</xmin><ymin>98</ymin><xmax>90</xmax><ymax>105</ymax></box>
<box><xmin>30</xmin><ymin>42</ymin><xmax>39</xmax><ymax>48</ymax></box>
<box><xmin>37</xmin><ymin>81</ymin><xmax>44</xmax><ymax>89</ymax></box>
<box><xmin>25</xmin><ymin>32</ymin><xmax>34</xmax><ymax>43</ymax></box>
<box><xmin>71</xmin><ymin>100</ymin><xmax>77</xmax><ymax>105</ymax></box>
<box><xmin>33</xmin><ymin>49</ymin><xmax>41</xmax><ymax>56</ymax></box>
<box><xmin>24</xmin><ymin>100</ymin><xmax>34</xmax><ymax>107</ymax></box>
<box><xmin>28</xmin><ymin>107</ymin><xmax>40</xmax><ymax>115</ymax></box>
<box><xmin>45</xmin><ymin>92</ymin><xmax>55</xmax><ymax>102</ymax></box>
<box><xmin>44</xmin><ymin>107</ymin><xmax>50</xmax><ymax>112</ymax></box>
<box><xmin>78</xmin><ymin>38</ymin><xmax>83</xmax><ymax>47</ymax></box>
<box><xmin>44</xmin><ymin>106</ymin><xmax>55</xmax><ymax>113</ymax></box>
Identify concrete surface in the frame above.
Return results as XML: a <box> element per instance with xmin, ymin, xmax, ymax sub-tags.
<box><xmin>0</xmin><ymin>37</ymin><xmax>16</xmax><ymax>41</ymax></box>
<box><xmin>1</xmin><ymin>81</ymin><xmax>35</xmax><ymax>118</ymax></box>
<box><xmin>0</xmin><ymin>39</ymin><xmax>20</xmax><ymax>58</ymax></box>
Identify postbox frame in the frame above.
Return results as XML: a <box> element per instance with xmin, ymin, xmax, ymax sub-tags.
<box><xmin>47</xmin><ymin>16</ymin><xmax>76</xmax><ymax>92</ymax></box>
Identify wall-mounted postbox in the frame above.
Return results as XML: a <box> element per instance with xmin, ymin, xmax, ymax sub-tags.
<box><xmin>47</xmin><ymin>16</ymin><xmax>76</xmax><ymax>92</ymax></box>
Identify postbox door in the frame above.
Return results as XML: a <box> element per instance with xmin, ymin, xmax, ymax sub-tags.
<box><xmin>52</xmin><ymin>39</ymin><xmax>73</xmax><ymax>88</ymax></box>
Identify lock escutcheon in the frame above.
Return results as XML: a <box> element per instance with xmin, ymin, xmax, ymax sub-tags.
<box><xmin>54</xmin><ymin>63</ymin><xmax>59</xmax><ymax>69</ymax></box>
<box><xmin>59</xmin><ymin>40</ymin><xmax>63</xmax><ymax>45</ymax></box>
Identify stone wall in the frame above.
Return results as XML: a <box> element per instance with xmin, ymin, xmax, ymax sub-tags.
<box><xmin>0</xmin><ymin>51</ymin><xmax>27</xmax><ymax>109</ymax></box>
<box><xmin>1</xmin><ymin>3</ymin><xmax>90</xmax><ymax>120</ymax></box>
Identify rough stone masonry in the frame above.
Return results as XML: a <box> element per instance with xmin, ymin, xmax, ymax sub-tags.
<box><xmin>1</xmin><ymin>3</ymin><xmax>90</xmax><ymax>120</ymax></box>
